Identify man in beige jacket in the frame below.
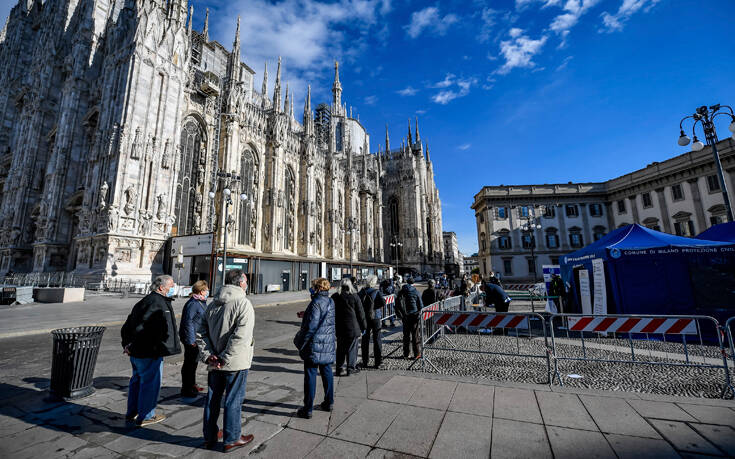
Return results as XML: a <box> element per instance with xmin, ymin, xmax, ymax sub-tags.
<box><xmin>197</xmin><ymin>269</ymin><xmax>255</xmax><ymax>453</ymax></box>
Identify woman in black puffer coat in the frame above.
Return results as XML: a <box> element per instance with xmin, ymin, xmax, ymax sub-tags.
<box><xmin>295</xmin><ymin>278</ymin><xmax>336</xmax><ymax>419</ymax></box>
<box><xmin>332</xmin><ymin>278</ymin><xmax>366</xmax><ymax>376</ymax></box>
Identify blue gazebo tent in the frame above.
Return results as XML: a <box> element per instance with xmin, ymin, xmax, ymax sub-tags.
<box><xmin>696</xmin><ymin>221</ymin><xmax>735</xmax><ymax>243</ymax></box>
<box><xmin>560</xmin><ymin>224</ymin><xmax>735</xmax><ymax>323</ymax></box>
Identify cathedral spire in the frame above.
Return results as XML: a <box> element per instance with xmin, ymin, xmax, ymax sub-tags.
<box><xmin>233</xmin><ymin>15</ymin><xmax>241</xmax><ymax>57</ymax></box>
<box><xmin>332</xmin><ymin>61</ymin><xmax>342</xmax><ymax>114</ymax></box>
<box><xmin>385</xmin><ymin>124</ymin><xmax>390</xmax><ymax>153</ymax></box>
<box><xmin>426</xmin><ymin>142</ymin><xmax>431</xmax><ymax>162</ymax></box>
<box><xmin>407</xmin><ymin>119</ymin><xmax>413</xmax><ymax>145</ymax></box>
<box><xmin>284</xmin><ymin>83</ymin><xmax>290</xmax><ymax>116</ymax></box>
<box><xmin>415</xmin><ymin>117</ymin><xmax>420</xmax><ymax>143</ymax></box>
<box><xmin>261</xmin><ymin>62</ymin><xmax>268</xmax><ymax>106</ymax></box>
<box><xmin>203</xmin><ymin>8</ymin><xmax>209</xmax><ymax>42</ymax></box>
<box><xmin>290</xmin><ymin>90</ymin><xmax>295</xmax><ymax>119</ymax></box>
<box><xmin>187</xmin><ymin>6</ymin><xmax>193</xmax><ymax>35</ymax></box>
<box><xmin>273</xmin><ymin>56</ymin><xmax>282</xmax><ymax>111</ymax></box>
<box><xmin>303</xmin><ymin>85</ymin><xmax>312</xmax><ymax>134</ymax></box>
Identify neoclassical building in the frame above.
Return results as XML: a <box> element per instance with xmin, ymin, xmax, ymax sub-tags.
<box><xmin>0</xmin><ymin>0</ymin><xmax>443</xmax><ymax>287</ymax></box>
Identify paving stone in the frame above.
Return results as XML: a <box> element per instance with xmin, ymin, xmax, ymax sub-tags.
<box><xmin>580</xmin><ymin>395</ymin><xmax>661</xmax><ymax>439</ymax></box>
<box><xmin>62</xmin><ymin>444</ymin><xmax>120</xmax><ymax>459</ymax></box>
<box><xmin>537</xmin><ymin>392</ymin><xmax>597</xmax><ymax>431</ymax></box>
<box><xmin>160</xmin><ymin>406</ymin><xmax>203</xmax><ymax>430</ymax></box>
<box><xmin>250</xmin><ymin>427</ymin><xmax>323</xmax><ymax>459</ymax></box>
<box><xmin>689</xmin><ymin>423</ymin><xmax>735</xmax><ymax>456</ymax></box>
<box><xmin>328</xmin><ymin>396</ymin><xmax>365</xmax><ymax>434</ymax></box>
<box><xmin>604</xmin><ymin>433</ymin><xmax>679</xmax><ymax>459</ymax></box>
<box><xmin>369</xmin><ymin>375</ymin><xmax>422</xmax><ymax>404</ymax></box>
<box><xmin>648</xmin><ymin>419</ymin><xmax>720</xmax><ymax>455</ymax></box>
<box><xmin>405</xmin><ymin>378</ymin><xmax>457</xmax><ymax>411</ymax></box>
<box><xmin>678</xmin><ymin>403</ymin><xmax>735</xmax><ymax>427</ymax></box>
<box><xmin>366</xmin><ymin>371</ymin><xmax>394</xmax><ymax>396</ymax></box>
<box><xmin>0</xmin><ymin>414</ymin><xmax>34</xmax><ymax>438</ymax></box>
<box><xmin>9</xmin><ymin>431</ymin><xmax>89</xmax><ymax>459</ymax></box>
<box><xmin>0</xmin><ymin>425</ymin><xmax>64</xmax><ymax>455</ymax></box>
<box><xmin>376</xmin><ymin>405</ymin><xmax>444</xmax><ymax>457</ymax></box>
<box><xmin>429</xmin><ymin>411</ymin><xmax>492</xmax><ymax>459</ymax></box>
<box><xmin>288</xmin><ymin>405</ymin><xmax>331</xmax><ymax>435</ymax></box>
<box><xmin>628</xmin><ymin>400</ymin><xmax>698</xmax><ymax>422</ymax></box>
<box><xmin>366</xmin><ymin>448</ymin><xmax>421</xmax><ymax>458</ymax></box>
<box><xmin>447</xmin><ymin>382</ymin><xmax>494</xmax><ymax>417</ymax></box>
<box><xmin>546</xmin><ymin>426</ymin><xmax>616</xmax><ymax>459</ymax></box>
<box><xmin>305</xmin><ymin>436</ymin><xmax>372</xmax><ymax>458</ymax></box>
<box><xmin>331</xmin><ymin>400</ymin><xmax>401</xmax><ymax>446</ymax></box>
<box><xmin>491</xmin><ymin>418</ymin><xmax>551</xmax><ymax>459</ymax></box>
<box><xmin>336</xmin><ymin>373</ymin><xmax>368</xmax><ymax>399</ymax></box>
<box><xmin>493</xmin><ymin>387</ymin><xmax>542</xmax><ymax>424</ymax></box>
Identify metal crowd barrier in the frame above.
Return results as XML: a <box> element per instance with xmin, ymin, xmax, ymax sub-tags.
<box><xmin>419</xmin><ymin>309</ymin><xmax>550</xmax><ymax>381</ymax></box>
<box><xmin>549</xmin><ymin>313</ymin><xmax>734</xmax><ymax>398</ymax></box>
<box><xmin>381</xmin><ymin>294</ymin><xmax>396</xmax><ymax>322</ymax></box>
<box><xmin>724</xmin><ymin>317</ymin><xmax>735</xmax><ymax>376</ymax></box>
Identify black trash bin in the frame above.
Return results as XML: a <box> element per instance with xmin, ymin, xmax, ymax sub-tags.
<box><xmin>50</xmin><ymin>326</ymin><xmax>106</xmax><ymax>400</ymax></box>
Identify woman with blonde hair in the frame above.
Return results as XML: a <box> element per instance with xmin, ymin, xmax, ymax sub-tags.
<box><xmin>179</xmin><ymin>280</ymin><xmax>209</xmax><ymax>397</ymax></box>
<box><xmin>293</xmin><ymin>278</ymin><xmax>335</xmax><ymax>418</ymax></box>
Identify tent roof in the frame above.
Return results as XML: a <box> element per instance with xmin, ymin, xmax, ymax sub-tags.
<box><xmin>564</xmin><ymin>223</ymin><xmax>728</xmax><ymax>260</ymax></box>
<box><xmin>696</xmin><ymin>221</ymin><xmax>735</xmax><ymax>243</ymax></box>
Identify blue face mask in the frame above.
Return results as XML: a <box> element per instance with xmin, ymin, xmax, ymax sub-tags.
<box><xmin>166</xmin><ymin>286</ymin><xmax>176</xmax><ymax>297</ymax></box>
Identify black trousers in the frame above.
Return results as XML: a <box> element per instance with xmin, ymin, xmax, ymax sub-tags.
<box><xmin>361</xmin><ymin>319</ymin><xmax>383</xmax><ymax>366</ymax></box>
<box><xmin>181</xmin><ymin>343</ymin><xmax>199</xmax><ymax>393</ymax></box>
<box><xmin>402</xmin><ymin>314</ymin><xmax>421</xmax><ymax>358</ymax></box>
<box><xmin>336</xmin><ymin>336</ymin><xmax>360</xmax><ymax>371</ymax></box>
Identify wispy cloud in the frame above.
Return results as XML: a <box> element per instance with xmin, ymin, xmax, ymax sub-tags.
<box><xmin>556</xmin><ymin>55</ymin><xmax>573</xmax><ymax>71</ymax></box>
<box><xmin>405</xmin><ymin>6</ymin><xmax>458</xmax><ymax>39</ymax></box>
<box><xmin>458</xmin><ymin>143</ymin><xmax>471</xmax><ymax>150</ymax></box>
<box><xmin>364</xmin><ymin>95</ymin><xmax>377</xmax><ymax>105</ymax></box>
<box><xmin>600</xmin><ymin>0</ymin><xmax>661</xmax><ymax>32</ymax></box>
<box><xmin>431</xmin><ymin>75</ymin><xmax>477</xmax><ymax>104</ymax></box>
<box><xmin>397</xmin><ymin>86</ymin><xmax>418</xmax><ymax>96</ymax></box>
<box><xmin>415</xmin><ymin>109</ymin><xmax>427</xmax><ymax>115</ymax></box>
<box><xmin>477</xmin><ymin>7</ymin><xmax>498</xmax><ymax>43</ymax></box>
<box><xmin>549</xmin><ymin>0</ymin><xmax>601</xmax><ymax>46</ymax></box>
<box><xmin>497</xmin><ymin>28</ymin><xmax>548</xmax><ymax>74</ymax></box>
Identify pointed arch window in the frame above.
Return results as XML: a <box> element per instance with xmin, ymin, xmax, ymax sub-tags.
<box><xmin>238</xmin><ymin>149</ymin><xmax>257</xmax><ymax>245</ymax></box>
<box><xmin>174</xmin><ymin>118</ymin><xmax>205</xmax><ymax>236</ymax></box>
<box><xmin>284</xmin><ymin>167</ymin><xmax>296</xmax><ymax>250</ymax></box>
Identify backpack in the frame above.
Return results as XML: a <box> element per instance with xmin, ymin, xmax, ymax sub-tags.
<box><xmin>394</xmin><ymin>292</ymin><xmax>407</xmax><ymax>320</ymax></box>
<box><xmin>360</xmin><ymin>289</ymin><xmax>375</xmax><ymax>321</ymax></box>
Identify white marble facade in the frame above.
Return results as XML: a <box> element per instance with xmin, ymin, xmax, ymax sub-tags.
<box><xmin>0</xmin><ymin>0</ymin><xmax>443</xmax><ymax>280</ymax></box>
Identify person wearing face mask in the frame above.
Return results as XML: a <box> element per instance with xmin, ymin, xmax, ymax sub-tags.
<box><xmin>121</xmin><ymin>275</ymin><xmax>182</xmax><ymax>427</ymax></box>
<box><xmin>179</xmin><ymin>280</ymin><xmax>209</xmax><ymax>397</ymax></box>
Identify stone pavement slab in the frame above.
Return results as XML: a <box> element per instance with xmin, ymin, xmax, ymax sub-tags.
<box><xmin>305</xmin><ymin>436</ymin><xmax>372</xmax><ymax>458</ymax></box>
<box><xmin>250</xmin><ymin>427</ymin><xmax>323</xmax><ymax>459</ymax></box>
<box><xmin>627</xmin><ymin>399</ymin><xmax>698</xmax><ymax>422</ymax></box>
<box><xmin>330</xmin><ymin>399</ymin><xmax>402</xmax><ymax>446</ymax></box>
<box><xmin>405</xmin><ymin>378</ymin><xmax>457</xmax><ymax>411</ymax></box>
<box><xmin>491</xmin><ymin>418</ymin><xmax>552</xmax><ymax>459</ymax></box>
<box><xmin>580</xmin><ymin>394</ymin><xmax>662</xmax><ymax>439</ymax></box>
<box><xmin>328</xmin><ymin>396</ymin><xmax>365</xmax><ymax>434</ymax></box>
<box><xmin>604</xmin><ymin>433</ymin><xmax>679</xmax><ymax>459</ymax></box>
<box><xmin>493</xmin><ymin>387</ymin><xmax>543</xmax><ymax>424</ymax></box>
<box><xmin>688</xmin><ymin>423</ymin><xmax>735</xmax><ymax>456</ymax></box>
<box><xmin>375</xmin><ymin>405</ymin><xmax>445</xmax><ymax>457</ymax></box>
<box><xmin>429</xmin><ymin>411</ymin><xmax>492</xmax><ymax>458</ymax></box>
<box><xmin>370</xmin><ymin>375</ymin><xmax>421</xmax><ymax>404</ymax></box>
<box><xmin>537</xmin><ymin>391</ymin><xmax>598</xmax><ymax>431</ymax></box>
<box><xmin>678</xmin><ymin>403</ymin><xmax>735</xmax><ymax>427</ymax></box>
<box><xmin>648</xmin><ymin>419</ymin><xmax>721</xmax><ymax>455</ymax></box>
<box><xmin>546</xmin><ymin>425</ymin><xmax>616</xmax><ymax>459</ymax></box>
<box><xmin>447</xmin><ymin>382</ymin><xmax>494</xmax><ymax>417</ymax></box>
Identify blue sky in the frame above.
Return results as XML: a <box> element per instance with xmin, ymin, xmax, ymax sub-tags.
<box><xmin>2</xmin><ymin>0</ymin><xmax>734</xmax><ymax>254</ymax></box>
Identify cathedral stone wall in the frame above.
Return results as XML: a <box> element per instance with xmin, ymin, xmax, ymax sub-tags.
<box><xmin>0</xmin><ymin>0</ymin><xmax>444</xmax><ymax>281</ymax></box>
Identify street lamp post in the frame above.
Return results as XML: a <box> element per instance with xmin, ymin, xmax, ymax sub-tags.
<box><xmin>175</xmin><ymin>246</ymin><xmax>184</xmax><ymax>297</ymax></box>
<box><xmin>389</xmin><ymin>234</ymin><xmax>402</xmax><ymax>276</ymax></box>
<box><xmin>211</xmin><ymin>171</ymin><xmax>247</xmax><ymax>289</ymax></box>
<box><xmin>522</xmin><ymin>219</ymin><xmax>542</xmax><ymax>283</ymax></box>
<box><xmin>678</xmin><ymin>104</ymin><xmax>735</xmax><ymax>222</ymax></box>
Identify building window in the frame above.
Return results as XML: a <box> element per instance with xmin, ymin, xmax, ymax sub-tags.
<box><xmin>283</xmin><ymin>167</ymin><xmax>295</xmax><ymax>250</ymax></box>
<box><xmin>543</xmin><ymin>206</ymin><xmax>555</xmax><ymax>218</ymax></box>
<box><xmin>550</xmin><ymin>256</ymin><xmax>559</xmax><ymax>265</ymax></box>
<box><xmin>545</xmin><ymin>229</ymin><xmax>559</xmax><ymax>249</ymax></box>
<box><xmin>174</xmin><ymin>118</ymin><xmax>205</xmax><ymax>236</ymax></box>
<box><xmin>527</xmin><ymin>258</ymin><xmax>536</xmax><ymax>274</ymax></box>
<box><xmin>641</xmin><ymin>192</ymin><xmax>652</xmax><ymax>208</ymax></box>
<box><xmin>674</xmin><ymin>220</ymin><xmax>695</xmax><ymax>237</ymax></box>
<box><xmin>479</xmin><ymin>212</ymin><xmax>485</xmax><ymax>223</ymax></box>
<box><xmin>520</xmin><ymin>206</ymin><xmax>530</xmax><ymax>217</ymax></box>
<box><xmin>480</xmin><ymin>232</ymin><xmax>486</xmax><ymax>252</ymax></box>
<box><xmin>497</xmin><ymin>207</ymin><xmax>507</xmax><ymax>219</ymax></box>
<box><xmin>707</xmin><ymin>205</ymin><xmax>726</xmax><ymax>228</ymax></box>
<box><xmin>710</xmin><ymin>215</ymin><xmax>725</xmax><ymax>226</ymax></box>
<box><xmin>589</xmin><ymin>204</ymin><xmax>603</xmax><ymax>217</ymax></box>
<box><xmin>503</xmin><ymin>259</ymin><xmax>513</xmax><ymax>275</ymax></box>
<box><xmin>498</xmin><ymin>232</ymin><xmax>511</xmax><ymax>249</ymax></box>
<box><xmin>617</xmin><ymin>200</ymin><xmax>626</xmax><ymax>214</ymax></box>
<box><xmin>522</xmin><ymin>234</ymin><xmax>533</xmax><ymax>249</ymax></box>
<box><xmin>671</xmin><ymin>183</ymin><xmax>684</xmax><ymax>201</ymax></box>
<box><xmin>706</xmin><ymin>175</ymin><xmax>721</xmax><ymax>193</ymax></box>
<box><xmin>237</xmin><ymin>150</ymin><xmax>257</xmax><ymax>246</ymax></box>
<box><xmin>335</xmin><ymin>121</ymin><xmax>343</xmax><ymax>151</ymax></box>
<box><xmin>569</xmin><ymin>228</ymin><xmax>583</xmax><ymax>248</ymax></box>
<box><xmin>565</xmin><ymin>204</ymin><xmax>579</xmax><ymax>217</ymax></box>
<box><xmin>593</xmin><ymin>226</ymin><xmax>606</xmax><ymax>241</ymax></box>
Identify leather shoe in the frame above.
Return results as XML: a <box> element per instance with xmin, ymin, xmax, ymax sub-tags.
<box><xmin>320</xmin><ymin>402</ymin><xmax>333</xmax><ymax>412</ymax></box>
<box><xmin>296</xmin><ymin>408</ymin><xmax>312</xmax><ymax>419</ymax></box>
<box><xmin>223</xmin><ymin>434</ymin><xmax>254</xmax><ymax>453</ymax></box>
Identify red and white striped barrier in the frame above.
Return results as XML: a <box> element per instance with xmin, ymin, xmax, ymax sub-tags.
<box><xmin>431</xmin><ymin>312</ymin><xmax>529</xmax><ymax>329</ymax></box>
<box><xmin>422</xmin><ymin>302</ymin><xmax>442</xmax><ymax>320</ymax></box>
<box><xmin>567</xmin><ymin>316</ymin><xmax>696</xmax><ymax>335</ymax></box>
<box><xmin>385</xmin><ymin>294</ymin><xmax>395</xmax><ymax>305</ymax></box>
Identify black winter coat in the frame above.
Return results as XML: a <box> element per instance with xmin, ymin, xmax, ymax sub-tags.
<box><xmin>398</xmin><ymin>284</ymin><xmax>424</xmax><ymax>316</ymax></box>
<box><xmin>422</xmin><ymin>287</ymin><xmax>438</xmax><ymax>307</ymax></box>
<box><xmin>121</xmin><ymin>292</ymin><xmax>181</xmax><ymax>358</ymax></box>
<box><xmin>296</xmin><ymin>291</ymin><xmax>336</xmax><ymax>365</ymax></box>
<box><xmin>332</xmin><ymin>291</ymin><xmax>366</xmax><ymax>340</ymax></box>
<box><xmin>484</xmin><ymin>283</ymin><xmax>510</xmax><ymax>307</ymax></box>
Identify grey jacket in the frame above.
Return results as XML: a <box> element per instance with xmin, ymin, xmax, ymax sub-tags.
<box><xmin>196</xmin><ymin>285</ymin><xmax>255</xmax><ymax>372</ymax></box>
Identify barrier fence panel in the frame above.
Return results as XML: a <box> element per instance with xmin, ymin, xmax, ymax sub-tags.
<box><xmin>420</xmin><ymin>309</ymin><xmax>550</xmax><ymax>382</ymax></box>
<box><xmin>382</xmin><ymin>294</ymin><xmax>396</xmax><ymax>321</ymax></box>
<box><xmin>549</xmin><ymin>313</ymin><xmax>734</xmax><ymax>398</ymax></box>
<box><xmin>725</xmin><ymin>317</ymin><xmax>735</xmax><ymax>376</ymax></box>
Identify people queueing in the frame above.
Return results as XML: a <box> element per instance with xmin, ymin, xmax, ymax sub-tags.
<box><xmin>549</xmin><ymin>273</ymin><xmax>564</xmax><ymax>313</ymax></box>
<box><xmin>121</xmin><ymin>275</ymin><xmax>181</xmax><ymax>426</ymax></box>
<box><xmin>196</xmin><ymin>269</ymin><xmax>255</xmax><ymax>452</ymax></box>
<box><xmin>179</xmin><ymin>280</ymin><xmax>209</xmax><ymax>397</ymax></box>
<box><xmin>487</xmin><ymin>271</ymin><xmax>503</xmax><ymax>289</ymax></box>
<box><xmin>422</xmin><ymin>279</ymin><xmax>438</xmax><ymax>306</ymax></box>
<box><xmin>397</xmin><ymin>276</ymin><xmax>424</xmax><ymax>359</ymax></box>
<box><xmin>359</xmin><ymin>274</ymin><xmax>386</xmax><ymax>368</ymax></box>
<box><xmin>483</xmin><ymin>280</ymin><xmax>511</xmax><ymax>313</ymax></box>
<box><xmin>294</xmin><ymin>278</ymin><xmax>335</xmax><ymax>419</ymax></box>
<box><xmin>332</xmin><ymin>278</ymin><xmax>366</xmax><ymax>376</ymax></box>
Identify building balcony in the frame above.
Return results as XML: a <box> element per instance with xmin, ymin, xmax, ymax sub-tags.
<box><xmin>200</xmin><ymin>71</ymin><xmax>220</xmax><ymax>96</ymax></box>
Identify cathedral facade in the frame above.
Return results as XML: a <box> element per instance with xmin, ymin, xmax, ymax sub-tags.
<box><xmin>0</xmin><ymin>0</ymin><xmax>443</xmax><ymax>286</ymax></box>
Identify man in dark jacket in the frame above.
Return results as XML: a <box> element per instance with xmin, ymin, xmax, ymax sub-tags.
<box><xmin>295</xmin><ymin>278</ymin><xmax>336</xmax><ymax>418</ymax></box>
<box><xmin>359</xmin><ymin>274</ymin><xmax>386</xmax><ymax>368</ymax></box>
<box><xmin>422</xmin><ymin>279</ymin><xmax>438</xmax><ymax>306</ymax></box>
<box><xmin>484</xmin><ymin>282</ymin><xmax>511</xmax><ymax>313</ymax></box>
<box><xmin>332</xmin><ymin>278</ymin><xmax>365</xmax><ymax>376</ymax></box>
<box><xmin>398</xmin><ymin>277</ymin><xmax>424</xmax><ymax>359</ymax></box>
<box><xmin>121</xmin><ymin>275</ymin><xmax>181</xmax><ymax>427</ymax></box>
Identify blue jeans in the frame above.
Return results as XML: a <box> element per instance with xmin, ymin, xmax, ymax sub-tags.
<box><xmin>126</xmin><ymin>357</ymin><xmax>163</xmax><ymax>421</ymax></box>
<box><xmin>303</xmin><ymin>362</ymin><xmax>334</xmax><ymax>413</ymax></box>
<box><xmin>204</xmin><ymin>370</ymin><xmax>248</xmax><ymax>444</ymax></box>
